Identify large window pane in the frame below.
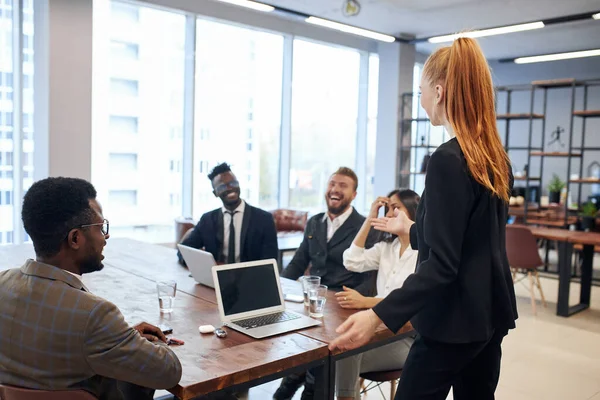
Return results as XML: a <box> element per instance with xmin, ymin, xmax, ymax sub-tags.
<box><xmin>365</xmin><ymin>53</ymin><xmax>379</xmax><ymax>206</ymax></box>
<box><xmin>0</xmin><ymin>0</ymin><xmax>34</xmax><ymax>245</ymax></box>
<box><xmin>289</xmin><ymin>39</ymin><xmax>360</xmax><ymax>213</ymax></box>
<box><xmin>193</xmin><ymin>19</ymin><xmax>283</xmax><ymax>218</ymax></box>
<box><xmin>93</xmin><ymin>1</ymin><xmax>185</xmax><ymax>243</ymax></box>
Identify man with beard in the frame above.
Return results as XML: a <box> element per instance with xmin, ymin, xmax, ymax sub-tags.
<box><xmin>281</xmin><ymin>166</ymin><xmax>376</xmax><ymax>293</ymax></box>
<box><xmin>0</xmin><ymin>177</ymin><xmax>182</xmax><ymax>399</ymax></box>
<box><xmin>275</xmin><ymin>167</ymin><xmax>377</xmax><ymax>400</ymax></box>
<box><xmin>178</xmin><ymin>162</ymin><xmax>278</xmax><ymax>266</ymax></box>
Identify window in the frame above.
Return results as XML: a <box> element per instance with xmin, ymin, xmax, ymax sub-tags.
<box><xmin>365</xmin><ymin>54</ymin><xmax>379</xmax><ymax>206</ymax></box>
<box><xmin>109</xmin><ymin>115</ymin><xmax>138</xmax><ymax>135</ymax></box>
<box><xmin>0</xmin><ymin>0</ymin><xmax>34</xmax><ymax>245</ymax></box>
<box><xmin>110</xmin><ymin>40</ymin><xmax>139</xmax><ymax>61</ymax></box>
<box><xmin>109</xmin><ymin>153</ymin><xmax>138</xmax><ymax>171</ymax></box>
<box><xmin>111</xmin><ymin>1</ymin><xmax>139</xmax><ymax>23</ymax></box>
<box><xmin>289</xmin><ymin>39</ymin><xmax>360</xmax><ymax>213</ymax></box>
<box><xmin>93</xmin><ymin>1</ymin><xmax>185</xmax><ymax>243</ymax></box>
<box><xmin>109</xmin><ymin>190</ymin><xmax>137</xmax><ymax>206</ymax></box>
<box><xmin>110</xmin><ymin>78</ymin><xmax>139</xmax><ymax>97</ymax></box>
<box><xmin>193</xmin><ymin>19</ymin><xmax>283</xmax><ymax>217</ymax></box>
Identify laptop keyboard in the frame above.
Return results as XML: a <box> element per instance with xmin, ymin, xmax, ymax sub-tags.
<box><xmin>233</xmin><ymin>311</ymin><xmax>301</xmax><ymax>329</ymax></box>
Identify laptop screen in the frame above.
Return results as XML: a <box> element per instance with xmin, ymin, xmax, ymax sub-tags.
<box><xmin>216</xmin><ymin>263</ymin><xmax>282</xmax><ymax>316</ymax></box>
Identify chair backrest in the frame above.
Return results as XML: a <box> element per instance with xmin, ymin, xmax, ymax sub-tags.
<box><xmin>505</xmin><ymin>225</ymin><xmax>544</xmax><ymax>269</ymax></box>
<box><xmin>0</xmin><ymin>385</ymin><xmax>98</xmax><ymax>400</ymax></box>
<box><xmin>271</xmin><ymin>209</ymin><xmax>308</xmax><ymax>233</ymax></box>
<box><xmin>175</xmin><ymin>217</ymin><xmax>195</xmax><ymax>243</ymax></box>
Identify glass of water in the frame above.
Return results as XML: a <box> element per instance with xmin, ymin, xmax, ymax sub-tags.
<box><xmin>308</xmin><ymin>284</ymin><xmax>328</xmax><ymax>318</ymax></box>
<box><xmin>156</xmin><ymin>280</ymin><xmax>177</xmax><ymax>313</ymax></box>
<box><xmin>301</xmin><ymin>276</ymin><xmax>321</xmax><ymax>307</ymax></box>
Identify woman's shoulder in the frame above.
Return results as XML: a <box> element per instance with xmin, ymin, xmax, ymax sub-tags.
<box><xmin>430</xmin><ymin>138</ymin><xmax>465</xmax><ymax>169</ymax></box>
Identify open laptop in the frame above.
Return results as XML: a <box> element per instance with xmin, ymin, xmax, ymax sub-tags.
<box><xmin>212</xmin><ymin>259</ymin><xmax>321</xmax><ymax>339</ymax></box>
<box><xmin>177</xmin><ymin>244</ymin><xmax>216</xmax><ymax>288</ymax></box>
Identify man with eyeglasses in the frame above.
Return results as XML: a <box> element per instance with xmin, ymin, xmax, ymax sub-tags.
<box><xmin>178</xmin><ymin>162</ymin><xmax>278</xmax><ymax>266</ymax></box>
<box><xmin>0</xmin><ymin>177</ymin><xmax>182</xmax><ymax>399</ymax></box>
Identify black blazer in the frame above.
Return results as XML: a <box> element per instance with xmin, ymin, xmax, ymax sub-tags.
<box><xmin>281</xmin><ymin>208</ymin><xmax>377</xmax><ymax>296</ymax></box>
<box><xmin>177</xmin><ymin>203</ymin><xmax>278</xmax><ymax>264</ymax></box>
<box><xmin>373</xmin><ymin>138</ymin><xmax>518</xmax><ymax>344</ymax></box>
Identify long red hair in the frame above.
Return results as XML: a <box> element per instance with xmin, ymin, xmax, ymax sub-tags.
<box><xmin>423</xmin><ymin>38</ymin><xmax>511</xmax><ymax>202</ymax></box>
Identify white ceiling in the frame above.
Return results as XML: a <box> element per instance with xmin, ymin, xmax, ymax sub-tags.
<box><xmin>266</xmin><ymin>0</ymin><xmax>600</xmax><ymax>59</ymax></box>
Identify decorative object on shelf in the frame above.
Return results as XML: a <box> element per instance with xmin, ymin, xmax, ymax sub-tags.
<box><xmin>588</xmin><ymin>161</ymin><xmax>600</xmax><ymax>194</ymax></box>
<box><xmin>523</xmin><ymin>164</ymin><xmax>529</xmax><ymax>177</ymax></box>
<box><xmin>548</xmin><ymin>125</ymin><xmax>565</xmax><ymax>151</ymax></box>
<box><xmin>570</xmin><ymin>174</ymin><xmax>580</xmax><ymax>180</ymax></box>
<box><xmin>420</xmin><ymin>135</ymin><xmax>426</xmax><ymax>147</ymax></box>
<box><xmin>540</xmin><ymin>195</ymin><xmax>549</xmax><ymax>207</ymax></box>
<box><xmin>509</xmin><ymin>196</ymin><xmax>525</xmax><ymax>206</ymax></box>
<box><xmin>547</xmin><ymin>174</ymin><xmax>565</xmax><ymax>204</ymax></box>
<box><xmin>420</xmin><ymin>153</ymin><xmax>431</xmax><ymax>173</ymax></box>
<box><xmin>580</xmin><ymin>202</ymin><xmax>597</xmax><ymax>231</ymax></box>
<box><xmin>342</xmin><ymin>0</ymin><xmax>361</xmax><ymax>16</ymax></box>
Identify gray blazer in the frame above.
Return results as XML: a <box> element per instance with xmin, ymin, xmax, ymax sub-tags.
<box><xmin>0</xmin><ymin>260</ymin><xmax>182</xmax><ymax>398</ymax></box>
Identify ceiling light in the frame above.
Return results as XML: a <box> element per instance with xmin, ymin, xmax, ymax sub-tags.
<box><xmin>427</xmin><ymin>22</ymin><xmax>545</xmax><ymax>43</ymax></box>
<box><xmin>214</xmin><ymin>0</ymin><xmax>274</xmax><ymax>12</ymax></box>
<box><xmin>593</xmin><ymin>13</ymin><xmax>600</xmax><ymax>19</ymax></box>
<box><xmin>305</xmin><ymin>17</ymin><xmax>396</xmax><ymax>42</ymax></box>
<box><xmin>514</xmin><ymin>49</ymin><xmax>600</xmax><ymax>64</ymax></box>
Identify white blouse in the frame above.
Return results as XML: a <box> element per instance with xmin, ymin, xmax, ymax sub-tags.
<box><xmin>343</xmin><ymin>238</ymin><xmax>418</xmax><ymax>298</ymax></box>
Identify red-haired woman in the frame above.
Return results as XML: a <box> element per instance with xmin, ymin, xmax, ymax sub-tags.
<box><xmin>330</xmin><ymin>37</ymin><xmax>518</xmax><ymax>399</ymax></box>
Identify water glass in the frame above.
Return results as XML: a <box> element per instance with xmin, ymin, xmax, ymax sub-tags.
<box><xmin>301</xmin><ymin>276</ymin><xmax>321</xmax><ymax>307</ymax></box>
<box><xmin>308</xmin><ymin>284</ymin><xmax>328</xmax><ymax>318</ymax></box>
<box><xmin>156</xmin><ymin>280</ymin><xmax>177</xmax><ymax>313</ymax></box>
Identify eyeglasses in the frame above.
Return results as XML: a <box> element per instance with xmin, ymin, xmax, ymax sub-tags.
<box><xmin>214</xmin><ymin>179</ymin><xmax>239</xmax><ymax>195</ymax></box>
<box><xmin>77</xmin><ymin>219</ymin><xmax>110</xmax><ymax>236</ymax></box>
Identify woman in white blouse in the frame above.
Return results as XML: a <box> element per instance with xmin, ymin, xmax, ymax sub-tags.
<box><xmin>334</xmin><ymin>189</ymin><xmax>420</xmax><ymax>400</ymax></box>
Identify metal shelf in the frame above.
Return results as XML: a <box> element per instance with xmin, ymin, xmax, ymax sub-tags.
<box><xmin>497</xmin><ymin>113</ymin><xmax>544</xmax><ymax>120</ymax></box>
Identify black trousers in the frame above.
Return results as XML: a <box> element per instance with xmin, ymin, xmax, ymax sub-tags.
<box><xmin>395</xmin><ymin>329</ymin><xmax>506</xmax><ymax>400</ymax></box>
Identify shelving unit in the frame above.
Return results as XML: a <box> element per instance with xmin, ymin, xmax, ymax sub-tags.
<box><xmin>398</xmin><ymin>92</ymin><xmax>449</xmax><ymax>190</ymax></box>
<box><xmin>398</xmin><ymin>77</ymin><xmax>600</xmax><ymax>227</ymax></box>
<box><xmin>571</xmin><ymin>78</ymin><xmax>600</xmax><ymax>210</ymax></box>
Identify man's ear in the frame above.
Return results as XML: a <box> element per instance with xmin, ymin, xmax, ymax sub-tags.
<box><xmin>67</xmin><ymin>229</ymin><xmax>82</xmax><ymax>250</ymax></box>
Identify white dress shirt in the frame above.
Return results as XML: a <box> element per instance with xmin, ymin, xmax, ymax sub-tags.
<box><xmin>222</xmin><ymin>200</ymin><xmax>246</xmax><ymax>263</ymax></box>
<box><xmin>343</xmin><ymin>238</ymin><xmax>418</xmax><ymax>298</ymax></box>
<box><xmin>323</xmin><ymin>206</ymin><xmax>354</xmax><ymax>242</ymax></box>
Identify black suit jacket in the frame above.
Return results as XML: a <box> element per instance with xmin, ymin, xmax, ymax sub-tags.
<box><xmin>281</xmin><ymin>208</ymin><xmax>377</xmax><ymax>296</ymax></box>
<box><xmin>373</xmin><ymin>138</ymin><xmax>518</xmax><ymax>344</ymax></box>
<box><xmin>177</xmin><ymin>202</ymin><xmax>278</xmax><ymax>264</ymax></box>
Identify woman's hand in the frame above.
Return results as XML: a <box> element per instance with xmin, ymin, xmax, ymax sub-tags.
<box><xmin>335</xmin><ymin>286</ymin><xmax>368</xmax><ymax>309</ymax></box>
<box><xmin>368</xmin><ymin>197</ymin><xmax>389</xmax><ymax>219</ymax></box>
<box><xmin>329</xmin><ymin>309</ymin><xmax>382</xmax><ymax>351</ymax></box>
<box><xmin>371</xmin><ymin>209</ymin><xmax>414</xmax><ymax>236</ymax></box>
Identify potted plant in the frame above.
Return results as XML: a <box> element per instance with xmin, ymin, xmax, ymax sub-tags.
<box><xmin>547</xmin><ymin>174</ymin><xmax>565</xmax><ymax>204</ymax></box>
<box><xmin>580</xmin><ymin>202</ymin><xmax>597</xmax><ymax>231</ymax></box>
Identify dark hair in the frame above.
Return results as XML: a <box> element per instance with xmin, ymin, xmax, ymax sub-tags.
<box><xmin>331</xmin><ymin>167</ymin><xmax>358</xmax><ymax>191</ymax></box>
<box><xmin>208</xmin><ymin>162</ymin><xmax>233</xmax><ymax>182</ymax></box>
<box><xmin>22</xmin><ymin>177</ymin><xmax>97</xmax><ymax>257</ymax></box>
<box><xmin>387</xmin><ymin>189</ymin><xmax>420</xmax><ymax>221</ymax></box>
<box><xmin>381</xmin><ymin>188</ymin><xmax>420</xmax><ymax>243</ymax></box>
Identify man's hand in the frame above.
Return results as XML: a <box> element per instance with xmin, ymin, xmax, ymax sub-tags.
<box><xmin>329</xmin><ymin>309</ymin><xmax>382</xmax><ymax>352</ymax></box>
<box><xmin>335</xmin><ymin>286</ymin><xmax>368</xmax><ymax>309</ymax></box>
<box><xmin>133</xmin><ymin>322</ymin><xmax>167</xmax><ymax>343</ymax></box>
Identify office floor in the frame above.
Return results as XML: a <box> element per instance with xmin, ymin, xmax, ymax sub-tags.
<box><xmin>158</xmin><ymin>250</ymin><xmax>600</xmax><ymax>400</ymax></box>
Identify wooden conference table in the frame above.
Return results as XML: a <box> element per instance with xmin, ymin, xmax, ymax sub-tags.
<box><xmin>0</xmin><ymin>239</ymin><xmax>414</xmax><ymax>400</ymax></box>
<box><xmin>527</xmin><ymin>227</ymin><xmax>600</xmax><ymax>317</ymax></box>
